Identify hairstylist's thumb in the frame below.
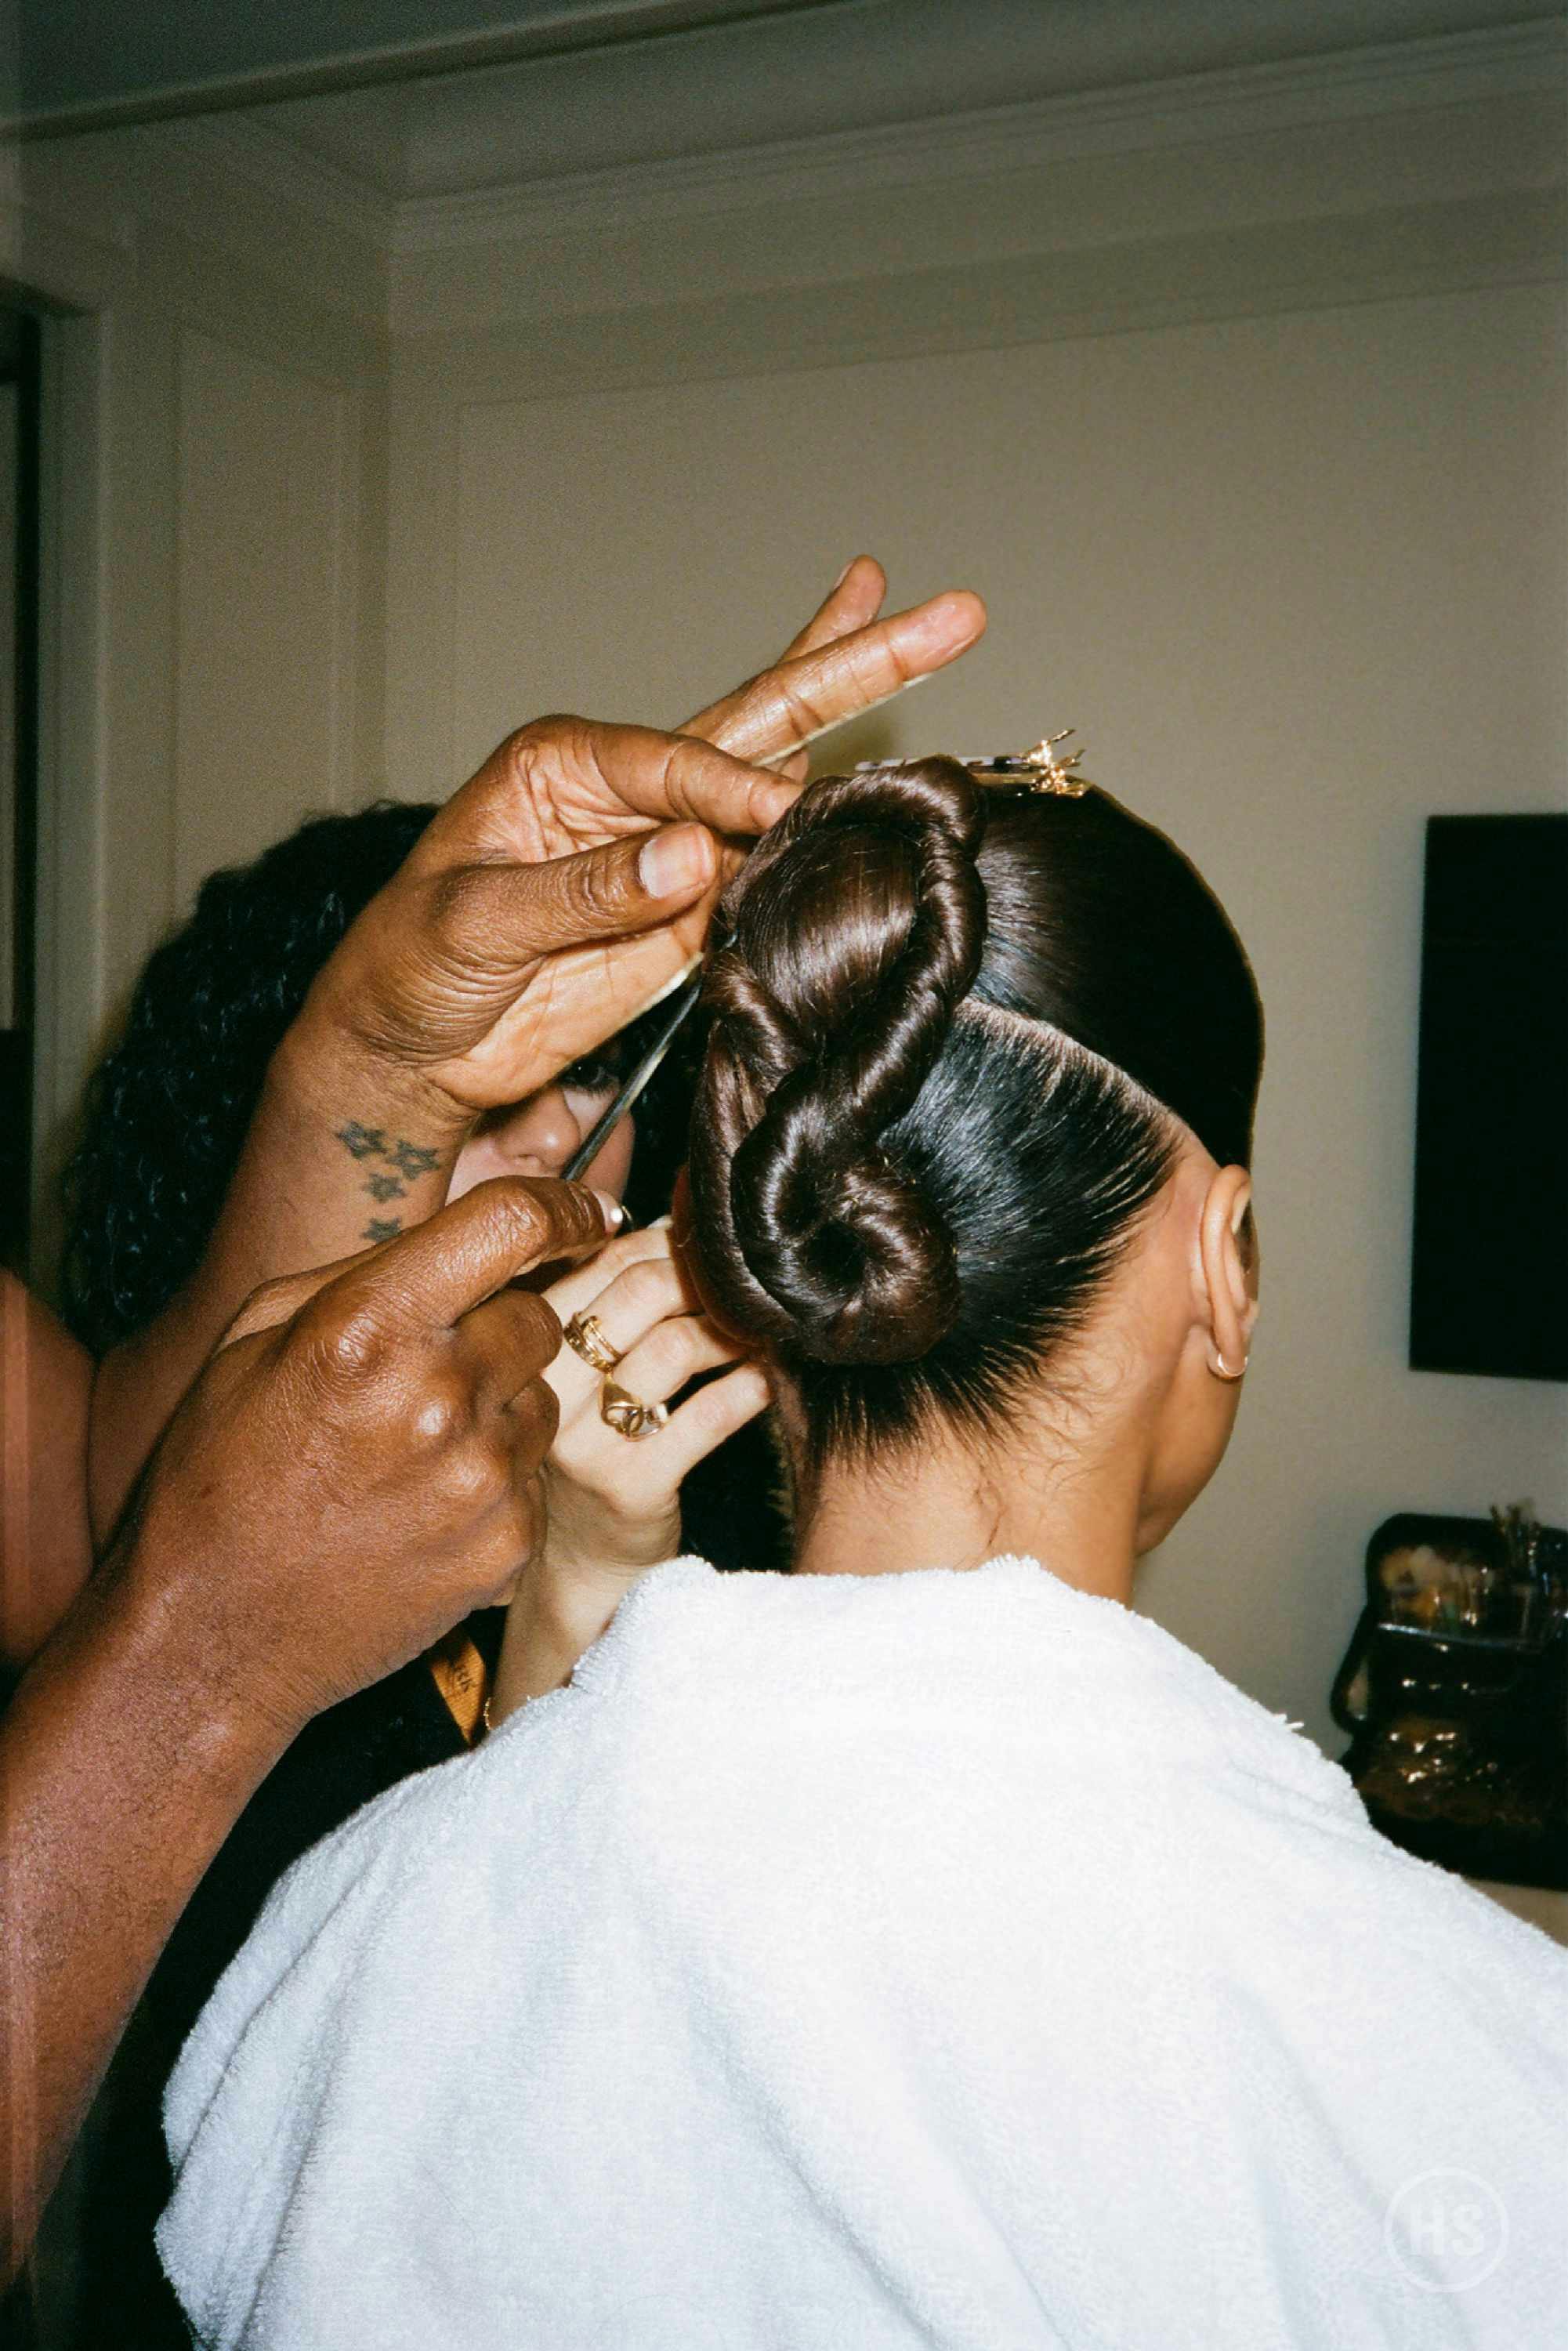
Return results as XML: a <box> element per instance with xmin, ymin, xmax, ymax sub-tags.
<box><xmin>221</xmin><ymin>1176</ymin><xmax>616</xmax><ymax>1349</ymax></box>
<box><xmin>450</xmin><ymin>824</ymin><xmax>720</xmax><ymax>965</ymax></box>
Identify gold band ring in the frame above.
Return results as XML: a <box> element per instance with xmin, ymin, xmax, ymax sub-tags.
<box><xmin>599</xmin><ymin>1379</ymin><xmax>670</xmax><ymax>1442</ymax></box>
<box><xmin>563</xmin><ymin>1310</ymin><xmax>622</xmax><ymax>1375</ymax></box>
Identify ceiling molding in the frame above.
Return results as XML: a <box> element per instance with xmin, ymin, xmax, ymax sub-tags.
<box><xmin>388</xmin><ymin>98</ymin><xmax>1565</xmax><ymax>338</ymax></box>
<box><xmin>7</xmin><ymin>1</ymin><xmax>841</xmax><ymax>143</ymax></box>
<box><xmin>386</xmin><ymin>19</ymin><xmax>1566</xmax><ymax>253</ymax></box>
<box><xmin>9</xmin><ymin>124</ymin><xmax>392</xmax><ymax>331</ymax></box>
<box><xmin>22</xmin><ymin>20</ymin><xmax>1563</xmax><ymax>341</ymax></box>
<box><xmin>167</xmin><ymin>118</ymin><xmax>396</xmax><ymax>255</ymax></box>
<box><xmin>158</xmin><ymin>17</ymin><xmax>1568</xmax><ymax>263</ymax></box>
<box><xmin>390</xmin><ymin>186</ymin><xmax>1567</xmax><ymax>402</ymax></box>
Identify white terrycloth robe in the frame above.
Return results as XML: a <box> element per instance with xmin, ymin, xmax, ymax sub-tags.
<box><xmin>159</xmin><ymin>1557</ymin><xmax>1568</xmax><ymax>2350</ymax></box>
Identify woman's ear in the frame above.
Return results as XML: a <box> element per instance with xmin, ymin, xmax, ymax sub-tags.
<box><xmin>1197</xmin><ymin>1165</ymin><xmax>1257</xmax><ymax>1381</ymax></box>
<box><xmin>668</xmin><ymin>1167</ymin><xmax>731</xmax><ymax>1331</ymax></box>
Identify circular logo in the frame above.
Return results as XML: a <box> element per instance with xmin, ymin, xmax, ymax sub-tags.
<box><xmin>1385</xmin><ymin>2168</ymin><xmax>1508</xmax><ymax>2294</ymax></box>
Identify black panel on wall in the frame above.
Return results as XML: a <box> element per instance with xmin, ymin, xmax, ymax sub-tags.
<box><xmin>1410</xmin><ymin>813</ymin><xmax>1567</xmax><ymax>1382</ymax></box>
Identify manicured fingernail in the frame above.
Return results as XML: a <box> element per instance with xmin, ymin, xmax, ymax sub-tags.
<box><xmin>639</xmin><ymin>824</ymin><xmax>715</xmax><ymax>898</ymax></box>
<box><xmin>594</xmin><ymin>1191</ymin><xmax>626</xmax><ymax>1230</ymax></box>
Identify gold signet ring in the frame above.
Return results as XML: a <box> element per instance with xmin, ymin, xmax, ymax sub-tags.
<box><xmin>600</xmin><ymin>1379</ymin><xmax>670</xmax><ymax>1441</ymax></box>
<box><xmin>563</xmin><ymin>1311</ymin><xmax>621</xmax><ymax>1375</ymax></box>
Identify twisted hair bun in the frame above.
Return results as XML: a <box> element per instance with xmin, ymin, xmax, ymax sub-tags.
<box><xmin>690</xmin><ymin>759</ymin><xmax>987</xmax><ymax>1366</ymax></box>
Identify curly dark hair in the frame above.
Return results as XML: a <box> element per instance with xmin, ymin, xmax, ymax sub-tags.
<box><xmin>60</xmin><ymin>802</ymin><xmax>703</xmax><ymax>1353</ymax></box>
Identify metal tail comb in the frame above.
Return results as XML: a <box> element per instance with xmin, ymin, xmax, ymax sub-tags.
<box><xmin>562</xmin><ymin>965</ymin><xmax>707</xmax><ymax>1183</ymax></box>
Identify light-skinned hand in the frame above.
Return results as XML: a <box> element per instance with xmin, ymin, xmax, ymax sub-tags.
<box><xmin>490</xmin><ymin>1222</ymin><xmax>770</xmax><ymax>1719</ymax></box>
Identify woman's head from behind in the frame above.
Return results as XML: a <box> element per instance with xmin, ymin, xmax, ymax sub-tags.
<box><xmin>687</xmin><ymin>759</ymin><xmax>1263</xmax><ymax>1551</ymax></box>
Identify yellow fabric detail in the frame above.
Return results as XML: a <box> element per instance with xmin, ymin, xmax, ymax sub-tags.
<box><xmin>425</xmin><ymin>1627</ymin><xmax>490</xmax><ymax>1745</ymax></box>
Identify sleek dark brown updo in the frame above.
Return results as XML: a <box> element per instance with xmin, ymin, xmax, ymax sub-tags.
<box><xmin>688</xmin><ymin>758</ymin><xmax>1262</xmax><ymax>1474</ymax></box>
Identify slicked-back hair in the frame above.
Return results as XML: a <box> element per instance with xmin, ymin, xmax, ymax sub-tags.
<box><xmin>687</xmin><ymin>759</ymin><xmax>1262</xmax><ymax>1480</ymax></box>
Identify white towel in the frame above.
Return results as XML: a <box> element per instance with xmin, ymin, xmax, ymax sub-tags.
<box><xmin>159</xmin><ymin>1556</ymin><xmax>1568</xmax><ymax>2350</ymax></box>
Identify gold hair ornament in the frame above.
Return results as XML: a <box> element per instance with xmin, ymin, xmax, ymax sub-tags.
<box><xmin>964</xmin><ymin>730</ymin><xmax>1093</xmax><ymax>796</ymax></box>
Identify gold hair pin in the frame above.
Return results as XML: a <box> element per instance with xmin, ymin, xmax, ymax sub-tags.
<box><xmin>964</xmin><ymin>730</ymin><xmax>1092</xmax><ymax>795</ymax></box>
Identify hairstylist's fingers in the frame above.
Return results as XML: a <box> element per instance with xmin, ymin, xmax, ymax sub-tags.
<box><xmin>770</xmin><ymin>556</ymin><xmax>887</xmax><ymax>666</ymax></box>
<box><xmin>222</xmin><ymin>1248</ymin><xmax>378</xmax><ymax>1344</ymax></box>
<box><xmin>509</xmin><ymin>715</ymin><xmax>800</xmax><ymax>839</ymax></box>
<box><xmin>431</xmin><ymin>828</ymin><xmax>721</xmax><ymax>980</ymax></box>
<box><xmin>657</xmin><ymin>1362</ymin><xmax>772</xmax><ymax>1483</ymax></box>
<box><xmin>680</xmin><ymin>561</ymin><xmax>889</xmax><ymax>746</ymax></box>
<box><xmin>223</xmin><ymin>1182</ymin><xmax>606</xmax><ymax>1349</ymax></box>
<box><xmin>502</xmin><ymin>1393</ymin><xmax>561</xmax><ymax>1516</ymax></box>
<box><xmin>683</xmin><ymin>587</ymin><xmax>987</xmax><ymax>770</ymax></box>
<box><xmin>453</xmin><ymin>1283</ymin><xmax>573</xmax><ymax>1414</ymax></box>
<box><xmin>294</xmin><ymin>1177</ymin><xmax>614</xmax><ymax>1349</ymax></box>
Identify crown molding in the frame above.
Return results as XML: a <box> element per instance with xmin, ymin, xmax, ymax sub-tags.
<box><xmin>5</xmin><ymin>0</ymin><xmax>839</xmax><ymax>143</ymax></box>
<box><xmin>390</xmin><ymin>186</ymin><xmax>1566</xmax><ymax>403</ymax></box>
<box><xmin>389</xmin><ymin>19</ymin><xmax>1567</xmax><ymax>254</ymax></box>
<box><xmin>165</xmin><ymin>117</ymin><xmax>395</xmax><ymax>255</ymax></box>
<box><xmin>26</xmin><ymin>20</ymin><xmax>1562</xmax><ymax>335</ymax></box>
<box><xmin>0</xmin><ymin>119</ymin><xmax>392</xmax><ymax>325</ymax></box>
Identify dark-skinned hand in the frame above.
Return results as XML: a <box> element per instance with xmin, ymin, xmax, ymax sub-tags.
<box><xmin>295</xmin><ymin>560</ymin><xmax>985</xmax><ymax>1130</ymax></box>
<box><xmin>120</xmin><ymin>1174</ymin><xmax>614</xmax><ymax>1740</ymax></box>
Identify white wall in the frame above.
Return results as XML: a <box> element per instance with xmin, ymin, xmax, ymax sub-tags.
<box><xmin>383</xmin><ymin>281</ymin><xmax>1567</xmax><ymax>1754</ymax></box>
<box><xmin>10</xmin><ymin>144</ymin><xmax>389</xmax><ymax>1273</ymax></box>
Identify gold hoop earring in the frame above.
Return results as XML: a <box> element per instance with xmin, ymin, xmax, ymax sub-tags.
<box><xmin>1211</xmin><ymin>1349</ymin><xmax>1249</xmax><ymax>1382</ymax></box>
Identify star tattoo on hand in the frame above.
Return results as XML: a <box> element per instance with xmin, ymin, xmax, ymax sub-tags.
<box><xmin>362</xmin><ymin>1218</ymin><xmax>402</xmax><ymax>1244</ymax></box>
<box><xmin>389</xmin><ymin>1139</ymin><xmax>440</xmax><ymax>1180</ymax></box>
<box><xmin>335</xmin><ymin>1121</ymin><xmax>388</xmax><ymax>1161</ymax></box>
<box><xmin>364</xmin><ymin>1172</ymin><xmax>407</xmax><ymax>1203</ymax></box>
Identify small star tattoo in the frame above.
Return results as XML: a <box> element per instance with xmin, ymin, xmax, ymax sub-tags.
<box><xmin>335</xmin><ymin>1121</ymin><xmax>387</xmax><ymax>1161</ymax></box>
<box><xmin>362</xmin><ymin>1218</ymin><xmax>402</xmax><ymax>1244</ymax></box>
<box><xmin>364</xmin><ymin>1172</ymin><xmax>407</xmax><ymax>1202</ymax></box>
<box><xmin>389</xmin><ymin>1139</ymin><xmax>440</xmax><ymax>1179</ymax></box>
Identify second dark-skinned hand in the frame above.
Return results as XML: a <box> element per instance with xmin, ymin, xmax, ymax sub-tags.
<box><xmin>119</xmin><ymin>1176</ymin><xmax>615</xmax><ymax>1744</ymax></box>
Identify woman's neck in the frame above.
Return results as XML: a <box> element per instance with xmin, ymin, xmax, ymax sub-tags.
<box><xmin>790</xmin><ymin>1416</ymin><xmax>1143</xmax><ymax>1607</ymax></box>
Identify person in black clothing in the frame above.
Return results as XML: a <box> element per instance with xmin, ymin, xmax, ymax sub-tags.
<box><xmin>60</xmin><ymin>803</ymin><xmax>789</xmax><ymax>2346</ymax></box>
